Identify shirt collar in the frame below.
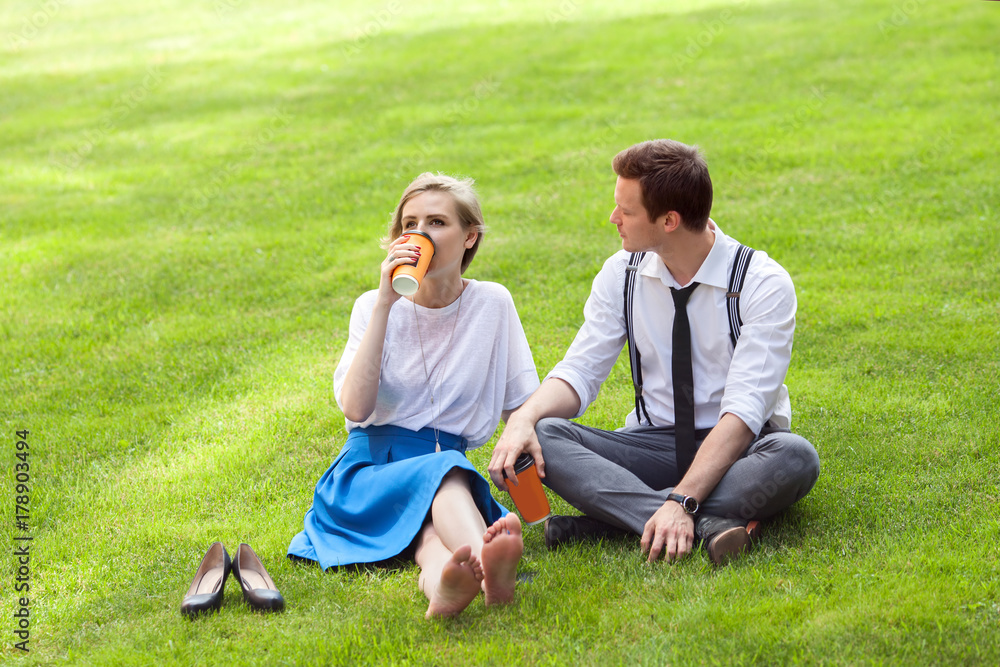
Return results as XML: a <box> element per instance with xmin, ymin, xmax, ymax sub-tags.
<box><xmin>638</xmin><ymin>220</ymin><xmax>732</xmax><ymax>290</ymax></box>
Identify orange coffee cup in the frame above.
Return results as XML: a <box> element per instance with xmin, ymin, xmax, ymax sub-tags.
<box><xmin>502</xmin><ymin>453</ymin><xmax>552</xmax><ymax>525</ymax></box>
<box><xmin>391</xmin><ymin>231</ymin><xmax>436</xmax><ymax>296</ymax></box>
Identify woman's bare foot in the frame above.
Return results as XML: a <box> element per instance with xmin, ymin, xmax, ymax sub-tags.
<box><xmin>481</xmin><ymin>513</ymin><xmax>523</xmax><ymax>606</ymax></box>
<box><xmin>425</xmin><ymin>545</ymin><xmax>484</xmax><ymax>619</ymax></box>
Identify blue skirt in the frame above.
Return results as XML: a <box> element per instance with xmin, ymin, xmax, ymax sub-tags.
<box><xmin>287</xmin><ymin>425</ymin><xmax>508</xmax><ymax>570</ymax></box>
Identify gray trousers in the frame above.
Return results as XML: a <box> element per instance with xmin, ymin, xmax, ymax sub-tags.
<box><xmin>536</xmin><ymin>418</ymin><xmax>821</xmax><ymax>534</ymax></box>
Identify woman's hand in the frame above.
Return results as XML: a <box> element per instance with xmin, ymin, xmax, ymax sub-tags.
<box><xmin>376</xmin><ymin>235</ymin><xmax>422</xmax><ymax>305</ymax></box>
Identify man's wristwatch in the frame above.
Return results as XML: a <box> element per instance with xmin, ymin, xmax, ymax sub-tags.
<box><xmin>666</xmin><ymin>492</ymin><xmax>699</xmax><ymax>515</ymax></box>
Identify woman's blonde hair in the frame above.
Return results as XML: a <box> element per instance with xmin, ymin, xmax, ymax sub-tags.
<box><xmin>382</xmin><ymin>173</ymin><xmax>486</xmax><ymax>273</ymax></box>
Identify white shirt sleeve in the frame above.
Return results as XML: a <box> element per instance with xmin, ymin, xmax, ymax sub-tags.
<box><xmin>720</xmin><ymin>255</ymin><xmax>796</xmax><ymax>433</ymax></box>
<box><xmin>502</xmin><ymin>290</ymin><xmax>541</xmax><ymax>411</ymax></box>
<box><xmin>333</xmin><ymin>291</ymin><xmax>373</xmax><ymax>413</ymax></box>
<box><xmin>546</xmin><ymin>253</ymin><xmax>628</xmax><ymax>418</ymax></box>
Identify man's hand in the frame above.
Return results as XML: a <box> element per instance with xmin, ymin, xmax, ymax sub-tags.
<box><xmin>488</xmin><ymin>378</ymin><xmax>580</xmax><ymax>492</ymax></box>
<box><xmin>488</xmin><ymin>414</ymin><xmax>545</xmax><ymax>492</ymax></box>
<box><xmin>638</xmin><ymin>414</ymin><xmax>754</xmax><ymax>562</ymax></box>
<box><xmin>641</xmin><ymin>500</ymin><xmax>694</xmax><ymax>563</ymax></box>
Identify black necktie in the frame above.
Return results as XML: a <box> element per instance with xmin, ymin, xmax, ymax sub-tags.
<box><xmin>671</xmin><ymin>283</ymin><xmax>699</xmax><ymax>476</ymax></box>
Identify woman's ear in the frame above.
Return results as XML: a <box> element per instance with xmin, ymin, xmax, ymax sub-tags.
<box><xmin>464</xmin><ymin>230</ymin><xmax>478</xmax><ymax>249</ymax></box>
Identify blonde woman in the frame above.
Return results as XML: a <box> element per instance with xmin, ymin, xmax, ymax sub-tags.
<box><xmin>288</xmin><ymin>173</ymin><xmax>539</xmax><ymax>618</ymax></box>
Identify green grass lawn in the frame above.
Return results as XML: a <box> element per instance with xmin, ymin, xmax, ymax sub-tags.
<box><xmin>2</xmin><ymin>0</ymin><xmax>999</xmax><ymax>664</ymax></box>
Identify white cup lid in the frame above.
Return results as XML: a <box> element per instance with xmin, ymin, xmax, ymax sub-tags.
<box><xmin>392</xmin><ymin>274</ymin><xmax>419</xmax><ymax>296</ymax></box>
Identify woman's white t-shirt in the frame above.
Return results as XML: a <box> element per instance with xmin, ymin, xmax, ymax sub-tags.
<box><xmin>334</xmin><ymin>280</ymin><xmax>539</xmax><ymax>448</ymax></box>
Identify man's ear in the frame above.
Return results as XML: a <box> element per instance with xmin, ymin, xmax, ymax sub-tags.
<box><xmin>661</xmin><ymin>210</ymin><xmax>682</xmax><ymax>232</ymax></box>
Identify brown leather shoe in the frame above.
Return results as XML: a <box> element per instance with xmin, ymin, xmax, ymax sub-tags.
<box><xmin>180</xmin><ymin>542</ymin><xmax>231</xmax><ymax>618</ymax></box>
<box><xmin>695</xmin><ymin>516</ymin><xmax>761</xmax><ymax>565</ymax></box>
<box><xmin>232</xmin><ymin>543</ymin><xmax>285</xmax><ymax>612</ymax></box>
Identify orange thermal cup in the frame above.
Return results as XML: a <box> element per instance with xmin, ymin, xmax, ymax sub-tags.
<box><xmin>391</xmin><ymin>231</ymin><xmax>436</xmax><ymax>296</ymax></box>
<box><xmin>503</xmin><ymin>453</ymin><xmax>552</xmax><ymax>525</ymax></box>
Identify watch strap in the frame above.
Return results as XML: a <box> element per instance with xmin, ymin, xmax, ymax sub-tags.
<box><xmin>666</xmin><ymin>492</ymin><xmax>699</xmax><ymax>514</ymax></box>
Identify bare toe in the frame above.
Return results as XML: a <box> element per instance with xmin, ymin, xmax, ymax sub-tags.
<box><xmin>469</xmin><ymin>553</ymin><xmax>484</xmax><ymax>583</ymax></box>
<box><xmin>425</xmin><ymin>545</ymin><xmax>482</xmax><ymax>619</ymax></box>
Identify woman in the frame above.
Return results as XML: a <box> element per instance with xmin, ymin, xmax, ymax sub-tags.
<box><xmin>288</xmin><ymin>173</ymin><xmax>539</xmax><ymax>618</ymax></box>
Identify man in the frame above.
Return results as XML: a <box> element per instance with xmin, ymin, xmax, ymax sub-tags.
<box><xmin>489</xmin><ymin>139</ymin><xmax>819</xmax><ymax>564</ymax></box>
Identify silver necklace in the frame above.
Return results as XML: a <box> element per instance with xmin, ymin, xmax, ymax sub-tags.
<box><xmin>412</xmin><ymin>284</ymin><xmax>464</xmax><ymax>452</ymax></box>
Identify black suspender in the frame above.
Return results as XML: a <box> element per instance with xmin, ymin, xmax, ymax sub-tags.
<box><xmin>624</xmin><ymin>252</ymin><xmax>651</xmax><ymax>425</ymax></box>
<box><xmin>624</xmin><ymin>245</ymin><xmax>755</xmax><ymax>425</ymax></box>
<box><xmin>727</xmin><ymin>244</ymin><xmax>756</xmax><ymax>347</ymax></box>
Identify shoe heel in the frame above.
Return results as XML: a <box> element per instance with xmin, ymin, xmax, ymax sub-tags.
<box><xmin>707</xmin><ymin>527</ymin><xmax>751</xmax><ymax>565</ymax></box>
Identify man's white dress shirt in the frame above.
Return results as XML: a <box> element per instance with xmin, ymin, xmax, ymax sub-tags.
<box><xmin>547</xmin><ymin>223</ymin><xmax>795</xmax><ymax>435</ymax></box>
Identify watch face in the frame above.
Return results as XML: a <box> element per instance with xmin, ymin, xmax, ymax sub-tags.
<box><xmin>682</xmin><ymin>496</ymin><xmax>699</xmax><ymax>514</ymax></box>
